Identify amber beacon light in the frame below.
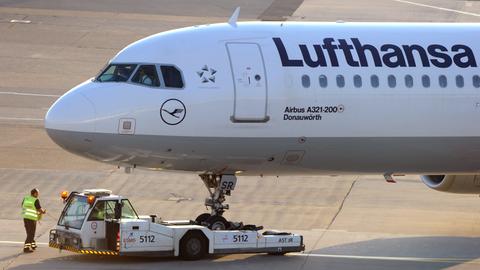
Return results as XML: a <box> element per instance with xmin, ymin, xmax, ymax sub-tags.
<box><xmin>87</xmin><ymin>195</ymin><xmax>96</xmax><ymax>205</ymax></box>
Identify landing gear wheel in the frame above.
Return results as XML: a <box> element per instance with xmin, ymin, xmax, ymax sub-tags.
<box><xmin>206</xmin><ymin>215</ymin><xmax>228</xmax><ymax>230</ymax></box>
<box><xmin>195</xmin><ymin>213</ymin><xmax>211</xmax><ymax>225</ymax></box>
<box><xmin>180</xmin><ymin>231</ymin><xmax>207</xmax><ymax>260</ymax></box>
<box><xmin>199</xmin><ymin>174</ymin><xmax>236</xmax><ymax>217</ymax></box>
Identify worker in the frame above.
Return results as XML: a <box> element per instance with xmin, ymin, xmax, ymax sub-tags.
<box><xmin>90</xmin><ymin>201</ymin><xmax>105</xmax><ymax>220</ymax></box>
<box><xmin>21</xmin><ymin>188</ymin><xmax>46</xmax><ymax>253</ymax></box>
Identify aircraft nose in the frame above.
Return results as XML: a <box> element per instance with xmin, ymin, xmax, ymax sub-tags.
<box><xmin>45</xmin><ymin>92</ymin><xmax>96</xmax><ymax>152</ymax></box>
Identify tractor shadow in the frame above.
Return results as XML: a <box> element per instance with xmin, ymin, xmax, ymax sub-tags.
<box><xmin>7</xmin><ymin>236</ymin><xmax>480</xmax><ymax>270</ymax></box>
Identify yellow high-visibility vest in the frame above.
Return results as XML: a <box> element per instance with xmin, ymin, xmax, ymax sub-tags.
<box><xmin>22</xmin><ymin>196</ymin><xmax>39</xmax><ymax>221</ymax></box>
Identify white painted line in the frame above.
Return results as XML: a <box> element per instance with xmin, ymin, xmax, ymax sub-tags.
<box><xmin>0</xmin><ymin>241</ymin><xmax>47</xmax><ymax>246</ymax></box>
<box><xmin>0</xmin><ymin>117</ymin><xmax>43</xmax><ymax>121</ymax></box>
<box><xmin>290</xmin><ymin>252</ymin><xmax>477</xmax><ymax>264</ymax></box>
<box><xmin>10</xmin><ymin>19</ymin><xmax>31</xmax><ymax>24</ymax></box>
<box><xmin>0</xmin><ymin>91</ymin><xmax>60</xmax><ymax>98</ymax></box>
<box><xmin>393</xmin><ymin>0</ymin><xmax>480</xmax><ymax>17</ymax></box>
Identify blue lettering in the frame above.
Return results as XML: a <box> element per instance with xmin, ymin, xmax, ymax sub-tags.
<box><xmin>272</xmin><ymin>37</ymin><xmax>476</xmax><ymax>68</ymax></box>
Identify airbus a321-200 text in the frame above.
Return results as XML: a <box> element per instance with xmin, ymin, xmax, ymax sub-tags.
<box><xmin>45</xmin><ymin>8</ymin><xmax>480</xmax><ymax>229</ymax></box>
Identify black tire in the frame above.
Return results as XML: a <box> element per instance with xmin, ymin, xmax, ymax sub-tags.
<box><xmin>205</xmin><ymin>215</ymin><xmax>228</xmax><ymax>230</ymax></box>
<box><xmin>195</xmin><ymin>213</ymin><xmax>211</xmax><ymax>225</ymax></box>
<box><xmin>180</xmin><ymin>231</ymin><xmax>207</xmax><ymax>260</ymax></box>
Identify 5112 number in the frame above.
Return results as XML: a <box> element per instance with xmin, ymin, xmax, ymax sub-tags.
<box><xmin>233</xmin><ymin>235</ymin><xmax>248</xmax><ymax>243</ymax></box>
<box><xmin>140</xmin><ymin>235</ymin><xmax>155</xmax><ymax>243</ymax></box>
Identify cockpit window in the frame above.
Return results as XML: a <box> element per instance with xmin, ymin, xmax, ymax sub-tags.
<box><xmin>161</xmin><ymin>65</ymin><xmax>184</xmax><ymax>88</ymax></box>
<box><xmin>131</xmin><ymin>65</ymin><xmax>160</xmax><ymax>87</ymax></box>
<box><xmin>96</xmin><ymin>64</ymin><xmax>137</xmax><ymax>82</ymax></box>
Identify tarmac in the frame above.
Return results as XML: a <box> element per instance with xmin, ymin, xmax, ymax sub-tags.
<box><xmin>1</xmin><ymin>0</ymin><xmax>480</xmax><ymax>269</ymax></box>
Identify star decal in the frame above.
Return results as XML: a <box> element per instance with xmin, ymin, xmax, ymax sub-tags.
<box><xmin>197</xmin><ymin>65</ymin><xmax>217</xmax><ymax>83</ymax></box>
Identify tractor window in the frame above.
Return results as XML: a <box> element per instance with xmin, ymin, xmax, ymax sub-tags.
<box><xmin>58</xmin><ymin>195</ymin><xmax>90</xmax><ymax>229</ymax></box>
<box><xmin>131</xmin><ymin>65</ymin><xmax>160</xmax><ymax>87</ymax></box>
<box><xmin>121</xmin><ymin>199</ymin><xmax>138</xmax><ymax>219</ymax></box>
<box><xmin>105</xmin><ymin>201</ymin><xmax>117</xmax><ymax>219</ymax></box>
<box><xmin>87</xmin><ymin>200</ymin><xmax>138</xmax><ymax>221</ymax></box>
<box><xmin>87</xmin><ymin>201</ymin><xmax>116</xmax><ymax>221</ymax></box>
<box><xmin>161</xmin><ymin>65</ymin><xmax>184</xmax><ymax>88</ymax></box>
<box><xmin>96</xmin><ymin>64</ymin><xmax>137</xmax><ymax>82</ymax></box>
<box><xmin>88</xmin><ymin>201</ymin><xmax>105</xmax><ymax>221</ymax></box>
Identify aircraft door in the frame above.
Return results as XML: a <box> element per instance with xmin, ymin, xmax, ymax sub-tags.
<box><xmin>227</xmin><ymin>43</ymin><xmax>269</xmax><ymax>122</ymax></box>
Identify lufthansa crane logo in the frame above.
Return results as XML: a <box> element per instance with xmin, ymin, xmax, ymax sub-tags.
<box><xmin>160</xmin><ymin>99</ymin><xmax>186</xmax><ymax>125</ymax></box>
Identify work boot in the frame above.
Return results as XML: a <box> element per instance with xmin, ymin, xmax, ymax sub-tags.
<box><xmin>31</xmin><ymin>242</ymin><xmax>37</xmax><ymax>250</ymax></box>
<box><xmin>23</xmin><ymin>244</ymin><xmax>33</xmax><ymax>253</ymax></box>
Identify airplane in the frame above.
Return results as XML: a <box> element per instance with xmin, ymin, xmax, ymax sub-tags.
<box><xmin>44</xmin><ymin>8</ymin><xmax>480</xmax><ymax>229</ymax></box>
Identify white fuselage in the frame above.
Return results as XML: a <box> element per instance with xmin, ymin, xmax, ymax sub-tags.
<box><xmin>45</xmin><ymin>22</ymin><xmax>480</xmax><ymax>175</ymax></box>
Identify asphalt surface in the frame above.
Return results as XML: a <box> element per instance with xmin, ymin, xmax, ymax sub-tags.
<box><xmin>1</xmin><ymin>0</ymin><xmax>480</xmax><ymax>269</ymax></box>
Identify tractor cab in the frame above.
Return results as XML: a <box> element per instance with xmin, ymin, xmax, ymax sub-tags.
<box><xmin>52</xmin><ymin>189</ymin><xmax>138</xmax><ymax>253</ymax></box>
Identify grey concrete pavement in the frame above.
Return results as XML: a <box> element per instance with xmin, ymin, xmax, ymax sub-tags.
<box><xmin>292</xmin><ymin>0</ymin><xmax>480</xmax><ymax>22</ymax></box>
<box><xmin>0</xmin><ymin>0</ymin><xmax>274</xmax><ymax>19</ymax></box>
<box><xmin>2</xmin><ymin>170</ymin><xmax>480</xmax><ymax>269</ymax></box>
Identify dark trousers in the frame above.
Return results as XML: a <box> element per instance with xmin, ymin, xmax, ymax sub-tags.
<box><xmin>24</xmin><ymin>219</ymin><xmax>36</xmax><ymax>247</ymax></box>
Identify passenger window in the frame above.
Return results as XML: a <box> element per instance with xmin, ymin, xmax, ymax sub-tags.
<box><xmin>96</xmin><ymin>64</ymin><xmax>137</xmax><ymax>82</ymax></box>
<box><xmin>474</xmin><ymin>75</ymin><xmax>480</xmax><ymax>88</ymax></box>
<box><xmin>336</xmin><ymin>75</ymin><xmax>345</xmax><ymax>88</ymax></box>
<box><xmin>302</xmin><ymin>75</ymin><xmax>310</xmax><ymax>88</ymax></box>
<box><xmin>353</xmin><ymin>75</ymin><xmax>362</xmax><ymax>88</ymax></box>
<box><xmin>161</xmin><ymin>66</ymin><xmax>184</xmax><ymax>88</ymax></box>
<box><xmin>422</xmin><ymin>75</ymin><xmax>430</xmax><ymax>88</ymax></box>
<box><xmin>319</xmin><ymin>75</ymin><xmax>328</xmax><ymax>88</ymax></box>
<box><xmin>370</xmin><ymin>75</ymin><xmax>379</xmax><ymax>88</ymax></box>
<box><xmin>455</xmin><ymin>75</ymin><xmax>464</xmax><ymax>88</ymax></box>
<box><xmin>439</xmin><ymin>75</ymin><xmax>447</xmax><ymax>88</ymax></box>
<box><xmin>131</xmin><ymin>65</ymin><xmax>160</xmax><ymax>87</ymax></box>
<box><xmin>388</xmin><ymin>75</ymin><xmax>396</xmax><ymax>88</ymax></box>
<box><xmin>405</xmin><ymin>75</ymin><xmax>413</xmax><ymax>88</ymax></box>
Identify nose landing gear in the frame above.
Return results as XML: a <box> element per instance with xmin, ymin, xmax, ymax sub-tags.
<box><xmin>196</xmin><ymin>174</ymin><xmax>237</xmax><ymax>230</ymax></box>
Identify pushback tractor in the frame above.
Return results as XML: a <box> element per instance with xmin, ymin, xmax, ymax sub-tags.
<box><xmin>49</xmin><ymin>189</ymin><xmax>304</xmax><ymax>259</ymax></box>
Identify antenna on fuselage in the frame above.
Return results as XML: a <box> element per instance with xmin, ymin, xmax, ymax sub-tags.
<box><xmin>228</xmin><ymin>7</ymin><xmax>240</xmax><ymax>27</ymax></box>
